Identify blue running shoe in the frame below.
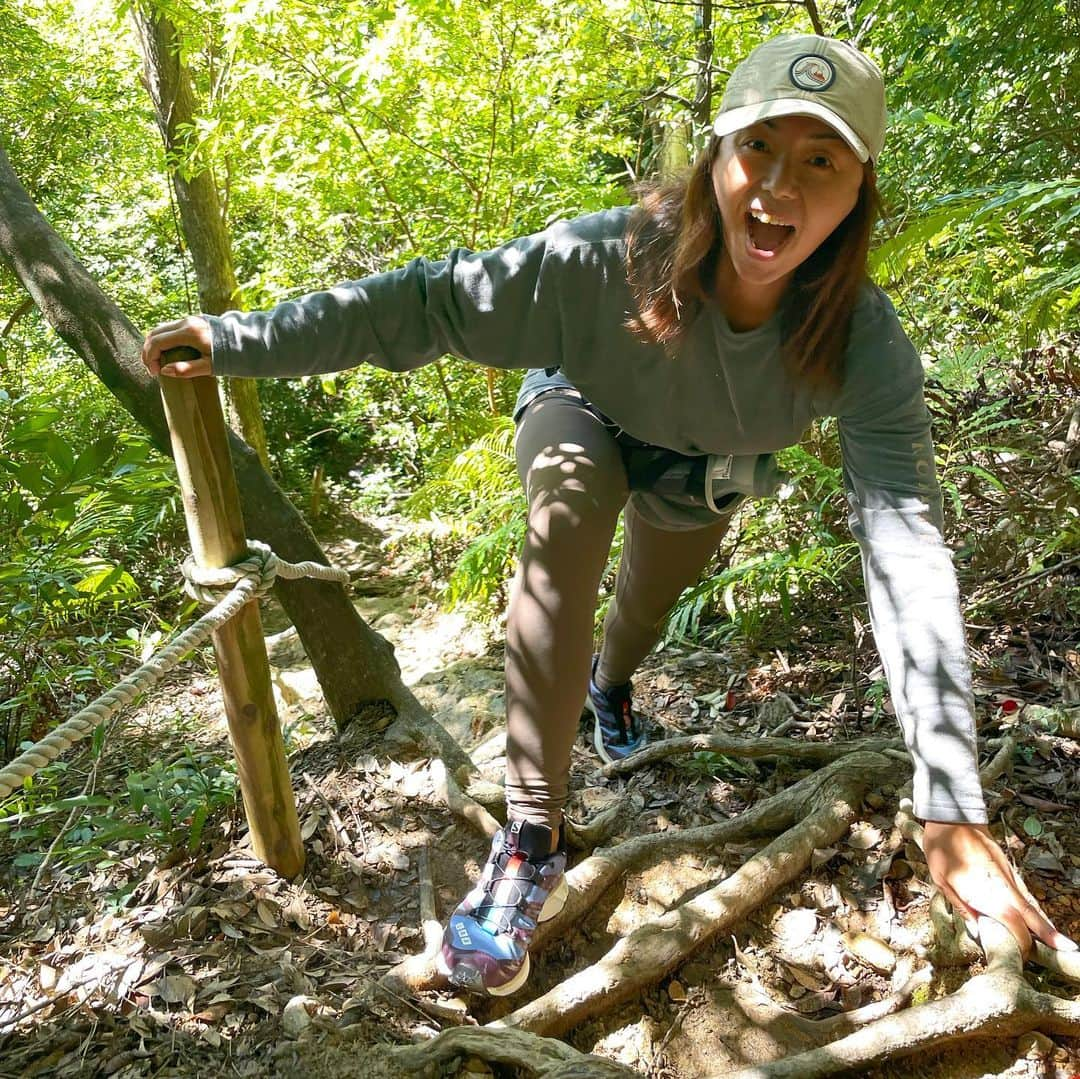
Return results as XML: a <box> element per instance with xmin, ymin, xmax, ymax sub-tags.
<box><xmin>585</xmin><ymin>654</ymin><xmax>647</xmax><ymax>764</ymax></box>
<box><xmin>438</xmin><ymin>819</ymin><xmax>568</xmax><ymax>996</ymax></box>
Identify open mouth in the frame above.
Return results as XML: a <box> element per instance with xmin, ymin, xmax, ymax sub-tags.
<box><xmin>746</xmin><ymin>212</ymin><xmax>795</xmax><ymax>255</ymax></box>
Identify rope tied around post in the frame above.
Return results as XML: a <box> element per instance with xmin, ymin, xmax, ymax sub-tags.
<box><xmin>0</xmin><ymin>542</ymin><xmax>349</xmax><ymax>801</ymax></box>
<box><xmin>181</xmin><ymin>539</ymin><xmax>349</xmax><ymax>605</ymax></box>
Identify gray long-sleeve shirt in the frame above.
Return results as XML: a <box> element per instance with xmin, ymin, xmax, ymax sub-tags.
<box><xmin>207</xmin><ymin>206</ymin><xmax>987</xmax><ymax>823</ymax></box>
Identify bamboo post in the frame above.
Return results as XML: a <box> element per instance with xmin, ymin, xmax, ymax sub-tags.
<box><xmin>159</xmin><ymin>349</ymin><xmax>304</xmax><ymax>878</ymax></box>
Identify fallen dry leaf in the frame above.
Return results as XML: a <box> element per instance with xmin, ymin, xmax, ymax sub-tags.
<box><xmin>282</xmin><ymin>994</ymin><xmax>320</xmax><ymax>1037</ymax></box>
<box><xmin>256</xmin><ymin>900</ymin><xmax>279</xmax><ymax>929</ymax></box>
<box><xmin>786</xmin><ymin>964</ymin><xmax>829</xmax><ymax>992</ymax></box>
<box><xmin>774</xmin><ymin>907</ymin><xmax>818</xmax><ymax>948</ymax></box>
<box><xmin>846</xmin><ymin>824</ymin><xmax>883</xmax><ymax>851</ymax></box>
<box><xmin>153</xmin><ymin>973</ymin><xmax>196</xmax><ymax>1005</ymax></box>
<box><xmin>842</xmin><ymin>931</ymin><xmax>896</xmax><ymax>974</ymax></box>
<box><xmin>811</xmin><ymin>847</ymin><xmax>839</xmax><ymax>871</ymax></box>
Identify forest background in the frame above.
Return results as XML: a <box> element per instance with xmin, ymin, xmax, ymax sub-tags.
<box><xmin>2</xmin><ymin>0</ymin><xmax>1077</xmax><ymax>760</ymax></box>
<box><xmin>0</xmin><ymin>0</ymin><xmax>1077</xmax><ymax>1073</ymax></box>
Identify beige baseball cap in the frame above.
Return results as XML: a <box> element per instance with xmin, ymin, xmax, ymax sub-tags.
<box><xmin>712</xmin><ymin>35</ymin><xmax>887</xmax><ymax>163</ymax></box>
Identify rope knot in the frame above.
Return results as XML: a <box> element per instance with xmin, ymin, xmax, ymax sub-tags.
<box><xmin>181</xmin><ymin>540</ymin><xmax>279</xmax><ymax>606</ymax></box>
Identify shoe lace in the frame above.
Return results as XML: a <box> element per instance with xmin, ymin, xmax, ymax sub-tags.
<box><xmin>474</xmin><ymin>842</ymin><xmax>542</xmax><ymax>934</ymax></box>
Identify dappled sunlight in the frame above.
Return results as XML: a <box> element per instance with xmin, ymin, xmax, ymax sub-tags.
<box><xmin>2</xmin><ymin>1</ymin><xmax>1076</xmax><ymax>1075</ymax></box>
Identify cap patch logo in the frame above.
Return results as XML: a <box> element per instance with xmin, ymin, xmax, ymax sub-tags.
<box><xmin>789</xmin><ymin>55</ymin><xmax>835</xmax><ymax>92</ymax></box>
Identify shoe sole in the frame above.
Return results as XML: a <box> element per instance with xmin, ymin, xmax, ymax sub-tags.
<box><xmin>440</xmin><ymin>876</ymin><xmax>570</xmax><ymax>998</ymax></box>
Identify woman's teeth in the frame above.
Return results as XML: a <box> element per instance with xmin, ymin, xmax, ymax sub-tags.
<box><xmin>748</xmin><ymin>209</ymin><xmax>791</xmax><ymax>227</ymax></box>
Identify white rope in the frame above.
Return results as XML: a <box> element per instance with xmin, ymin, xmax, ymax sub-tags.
<box><xmin>0</xmin><ymin>542</ymin><xmax>349</xmax><ymax>800</ymax></box>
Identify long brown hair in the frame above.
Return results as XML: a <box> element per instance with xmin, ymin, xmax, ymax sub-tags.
<box><xmin>624</xmin><ymin>134</ymin><xmax>880</xmax><ymax>391</ymax></box>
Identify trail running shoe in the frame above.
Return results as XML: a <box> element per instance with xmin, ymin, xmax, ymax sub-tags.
<box><xmin>438</xmin><ymin>819</ymin><xmax>568</xmax><ymax>996</ymax></box>
<box><xmin>585</xmin><ymin>654</ymin><xmax>647</xmax><ymax>765</ymax></box>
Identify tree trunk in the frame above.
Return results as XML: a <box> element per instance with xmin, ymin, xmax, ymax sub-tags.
<box><xmin>133</xmin><ymin>5</ymin><xmax>270</xmax><ymax>471</ymax></box>
<box><xmin>0</xmin><ymin>142</ymin><xmax>394</xmax><ymax>730</ymax></box>
<box><xmin>694</xmin><ymin>0</ymin><xmax>713</xmax><ymax>129</ymax></box>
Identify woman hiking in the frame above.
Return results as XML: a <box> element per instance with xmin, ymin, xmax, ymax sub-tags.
<box><xmin>144</xmin><ymin>33</ymin><xmax>1076</xmax><ymax>997</ymax></box>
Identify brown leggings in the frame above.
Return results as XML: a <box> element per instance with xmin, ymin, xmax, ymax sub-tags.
<box><xmin>504</xmin><ymin>392</ymin><xmax>732</xmax><ymax>827</ymax></box>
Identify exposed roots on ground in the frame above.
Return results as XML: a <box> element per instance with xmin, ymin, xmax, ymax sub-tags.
<box><xmin>430</xmin><ymin>760</ymin><xmax>500</xmax><ymax>839</ymax></box>
<box><xmin>398</xmin><ymin>735</ymin><xmax>1078</xmax><ymax>1076</ymax></box>
<box><xmin>380</xmin><ymin>682</ymin><xmax>475</xmax><ymax>776</ymax></box>
<box><xmin>565</xmin><ymin>785</ymin><xmax>638</xmax><ymax>852</ymax></box>
<box><xmin>533</xmin><ymin>753</ymin><xmax>885</xmax><ymax>953</ymax></box>
<box><xmin>596</xmin><ymin>733</ymin><xmax>903</xmax><ymax>779</ymax></box>
<box><xmin>367</xmin><ymin>750</ymin><xmax>895</xmax><ymax>1008</ymax></box>
<box><xmin>459</xmin><ymin>773</ymin><xmax>510</xmax><ymax>822</ymax></box>
<box><xmin>391</xmin><ymin>1025</ymin><xmax>638</xmax><ymax>1076</ymax></box>
<box><xmin>491</xmin><ymin>751</ymin><xmax>892</xmax><ymax>1037</ymax></box>
<box><xmin>720</xmin><ymin>919</ymin><xmax>1080</xmax><ymax>1079</ymax></box>
<box><xmin>787</xmin><ymin>966</ymin><xmax>934</xmax><ymax>1040</ymax></box>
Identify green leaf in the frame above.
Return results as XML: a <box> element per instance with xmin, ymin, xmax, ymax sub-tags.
<box><xmin>71</xmin><ymin>436</ymin><xmax>117</xmax><ymax>482</ymax></box>
<box><xmin>13</xmin><ymin>463</ymin><xmax>50</xmax><ymax>497</ymax></box>
<box><xmin>11</xmin><ymin>411</ymin><xmax>62</xmax><ymax>438</ymax></box>
<box><xmin>1022</xmin><ymin>815</ymin><xmax>1043</xmax><ymax>837</ymax></box>
<box><xmin>74</xmin><ymin>565</ymin><xmax>139</xmax><ymax>600</ymax></box>
<box><xmin>41</xmin><ymin>432</ymin><xmax>75</xmax><ymax>476</ymax></box>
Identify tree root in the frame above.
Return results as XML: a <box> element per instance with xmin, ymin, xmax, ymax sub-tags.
<box><xmin>718</xmin><ymin>919</ymin><xmax>1080</xmax><ymax>1079</ymax></box>
<box><xmin>1034</xmin><ymin>940</ymin><xmax>1080</xmax><ymax>985</ymax></box>
<box><xmin>390</xmin><ymin>1027</ymin><xmax>636</xmax><ymax>1077</ymax></box>
<box><xmin>596</xmin><ymin>733</ymin><xmax>902</xmax><ymax>779</ymax></box>
<box><xmin>363</xmin><ymin>751</ymin><xmax>892</xmax><ymax>1013</ymax></box>
<box><xmin>979</xmin><ymin>735</ymin><xmax>1016</xmax><ymax>786</ymax></box>
<box><xmin>493</xmin><ymin>752</ymin><xmax>891</xmax><ymax>1037</ymax></box>
<box><xmin>382</xmin><ymin>682</ymin><xmax>476</xmax><ymax>776</ymax></box>
<box><xmin>564</xmin><ymin>786</ymin><xmax>636</xmax><ymax>852</ymax></box>
<box><xmin>790</xmin><ymin>967</ymin><xmax>934</xmax><ymax>1040</ymax></box>
<box><xmin>925</xmin><ymin>890</ymin><xmax>982</xmax><ymax>967</ymax></box>
<box><xmin>533</xmin><ymin>752</ymin><xmax>889</xmax><ymax>953</ymax></box>
<box><xmin>430</xmin><ymin>760</ymin><xmax>500</xmax><ymax>839</ymax></box>
<box><xmin>376</xmin><ymin>717</ymin><xmax>1079</xmax><ymax>1076</ymax></box>
<box><xmin>459</xmin><ymin>773</ymin><xmax>509</xmax><ymax>822</ymax></box>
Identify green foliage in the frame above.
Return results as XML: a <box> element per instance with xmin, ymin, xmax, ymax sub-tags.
<box><xmin>0</xmin><ymin>385</ymin><xmax>180</xmax><ymax>757</ymax></box>
<box><xmin>680</xmin><ymin>751</ymin><xmax>758</xmax><ymax>782</ymax></box>
<box><xmin>124</xmin><ymin>749</ymin><xmax>237</xmax><ymax>852</ymax></box>
<box><xmin>404</xmin><ymin>416</ymin><xmax>526</xmax><ymax>610</ymax></box>
<box><xmin>0</xmin><ymin>745</ymin><xmax>237</xmax><ymax>871</ymax></box>
<box><xmin>872</xmin><ymin>179</ymin><xmax>1080</xmax><ymax>342</ymax></box>
<box><xmin>925</xmin><ymin>346</ymin><xmax>1079</xmax><ymax>605</ymax></box>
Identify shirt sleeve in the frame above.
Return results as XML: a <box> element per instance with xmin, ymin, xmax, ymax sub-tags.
<box><xmin>836</xmin><ymin>289</ymin><xmax>987</xmax><ymax>823</ymax></box>
<box><xmin>206</xmin><ymin>230</ymin><xmax>565</xmax><ymax>379</ymax></box>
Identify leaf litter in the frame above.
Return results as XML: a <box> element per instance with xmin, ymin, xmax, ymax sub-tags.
<box><xmin>0</xmin><ymin>507</ymin><xmax>1076</xmax><ymax>1078</ymax></box>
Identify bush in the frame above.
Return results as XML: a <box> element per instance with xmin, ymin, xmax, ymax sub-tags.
<box><xmin>0</xmin><ymin>386</ymin><xmax>181</xmax><ymax>757</ymax></box>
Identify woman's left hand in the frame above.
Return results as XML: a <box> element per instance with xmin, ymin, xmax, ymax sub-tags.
<box><xmin>922</xmin><ymin>820</ymin><xmax>1077</xmax><ymax>957</ymax></box>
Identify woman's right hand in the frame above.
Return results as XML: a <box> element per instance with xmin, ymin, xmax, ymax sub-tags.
<box><xmin>142</xmin><ymin>316</ymin><xmax>214</xmax><ymax>378</ymax></box>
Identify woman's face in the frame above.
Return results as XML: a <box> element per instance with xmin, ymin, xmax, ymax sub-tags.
<box><xmin>711</xmin><ymin>114</ymin><xmax>865</xmax><ymax>314</ymax></box>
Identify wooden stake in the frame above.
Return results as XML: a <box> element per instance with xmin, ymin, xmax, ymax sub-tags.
<box><xmin>159</xmin><ymin>358</ymin><xmax>304</xmax><ymax>878</ymax></box>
